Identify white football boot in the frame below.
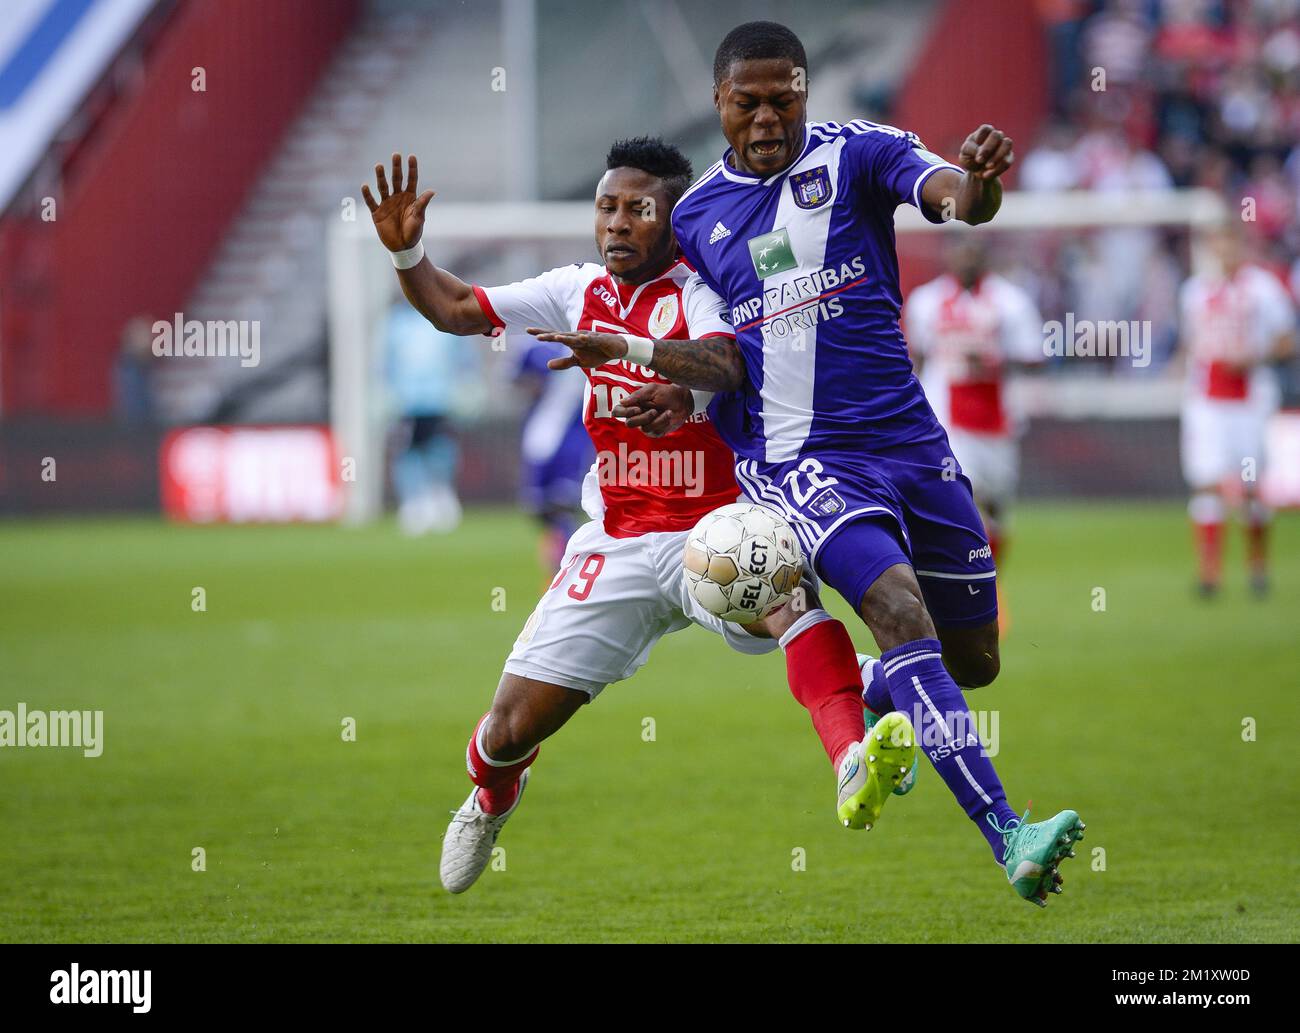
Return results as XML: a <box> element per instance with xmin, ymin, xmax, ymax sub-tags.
<box><xmin>439</xmin><ymin>769</ymin><xmax>530</xmax><ymax>894</ymax></box>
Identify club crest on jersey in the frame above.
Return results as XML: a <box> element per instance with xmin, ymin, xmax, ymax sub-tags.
<box><xmin>808</xmin><ymin>486</ymin><xmax>846</xmax><ymax>517</ymax></box>
<box><xmin>648</xmin><ymin>295</ymin><xmax>679</xmax><ymax>337</ymax></box>
<box><xmin>790</xmin><ymin>165</ymin><xmax>831</xmax><ymax>210</ymax></box>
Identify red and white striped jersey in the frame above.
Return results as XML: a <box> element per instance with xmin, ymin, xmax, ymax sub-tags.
<box><xmin>904</xmin><ymin>273</ymin><xmax>1043</xmax><ymax>436</ymax></box>
<box><xmin>1179</xmin><ymin>265</ymin><xmax>1294</xmax><ymax>402</ymax></box>
<box><xmin>475</xmin><ymin>259</ymin><xmax>739</xmax><ymax>538</ymax></box>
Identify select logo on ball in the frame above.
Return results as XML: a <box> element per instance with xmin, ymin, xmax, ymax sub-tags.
<box><xmin>683</xmin><ymin>503</ymin><xmax>804</xmax><ymax>623</ymax></box>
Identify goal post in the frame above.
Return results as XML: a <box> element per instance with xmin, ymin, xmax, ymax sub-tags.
<box><xmin>327</xmin><ymin>203</ymin><xmax>599</xmax><ymax>525</ymax></box>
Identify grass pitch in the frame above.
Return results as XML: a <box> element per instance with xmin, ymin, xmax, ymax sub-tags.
<box><xmin>1</xmin><ymin>503</ymin><xmax>1296</xmax><ymax>943</ymax></box>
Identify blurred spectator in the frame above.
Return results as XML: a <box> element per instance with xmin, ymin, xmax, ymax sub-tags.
<box><xmin>1239</xmin><ymin>152</ymin><xmax>1295</xmax><ymax>241</ymax></box>
<box><xmin>1018</xmin><ymin>0</ymin><xmax>1300</xmax><ymax>386</ymax></box>
<box><xmin>1020</xmin><ymin>122</ymin><xmax>1081</xmax><ymax>189</ymax></box>
<box><xmin>113</xmin><ymin>316</ymin><xmax>157</xmax><ymax>424</ymax></box>
<box><xmin>1037</xmin><ymin>0</ymin><xmax>1093</xmax><ymax>113</ymax></box>
<box><xmin>1082</xmin><ymin>0</ymin><xmax>1153</xmax><ymax>89</ymax></box>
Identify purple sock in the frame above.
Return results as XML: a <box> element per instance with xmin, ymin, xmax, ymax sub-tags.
<box><xmin>861</xmin><ymin>656</ymin><xmax>893</xmax><ymax>717</ymax></box>
<box><xmin>880</xmin><ymin>638</ymin><xmax>1020</xmax><ymax>862</ymax></box>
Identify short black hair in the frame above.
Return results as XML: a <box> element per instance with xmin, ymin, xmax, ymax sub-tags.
<box><xmin>713</xmin><ymin>21</ymin><xmax>807</xmax><ymax>86</ymax></box>
<box><xmin>605</xmin><ymin>136</ymin><xmax>694</xmax><ymax>206</ymax></box>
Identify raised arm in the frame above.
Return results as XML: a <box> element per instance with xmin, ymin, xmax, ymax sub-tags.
<box><xmin>526</xmin><ymin>328</ymin><xmax>747</xmax><ymax>393</ymax></box>
<box><xmin>920</xmin><ymin>125</ymin><xmax>1013</xmax><ymax>226</ymax></box>
<box><xmin>361</xmin><ymin>152</ymin><xmax>493</xmax><ymax>336</ymax></box>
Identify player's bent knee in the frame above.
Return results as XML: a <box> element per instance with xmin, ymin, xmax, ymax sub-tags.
<box><xmin>484</xmin><ymin>702</ymin><xmax>535</xmax><ymax>760</ymax></box>
<box><xmin>938</xmin><ymin>622</ymin><xmax>1000</xmax><ymax>688</ymax></box>
<box><xmin>878</xmin><ymin>592</ymin><xmax>931</xmax><ymax>641</ymax></box>
<box><xmin>485</xmin><ymin>674</ymin><xmax>585</xmax><ymax>760</ymax></box>
<box><xmin>861</xmin><ymin>565</ymin><xmax>937</xmax><ymax>649</ymax></box>
<box><xmin>948</xmin><ymin>651</ymin><xmax>999</xmax><ymax>689</ymax></box>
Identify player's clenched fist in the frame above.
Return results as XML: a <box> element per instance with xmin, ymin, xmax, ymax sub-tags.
<box><xmin>957</xmin><ymin>125</ymin><xmax>1014</xmax><ymax>181</ymax></box>
<box><xmin>362</xmin><ymin>152</ymin><xmax>435</xmax><ymax>253</ymax></box>
<box><xmin>613</xmin><ymin>383</ymin><xmax>694</xmax><ymax>438</ymax></box>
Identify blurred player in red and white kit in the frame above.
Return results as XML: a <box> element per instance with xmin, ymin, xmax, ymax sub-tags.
<box><xmin>362</xmin><ymin>139</ymin><xmax>902</xmax><ymax>895</ymax></box>
<box><xmin>1179</xmin><ymin>222</ymin><xmax>1295</xmax><ymax>597</ymax></box>
<box><xmin>904</xmin><ymin>237</ymin><xmax>1044</xmax><ymax>569</ymax></box>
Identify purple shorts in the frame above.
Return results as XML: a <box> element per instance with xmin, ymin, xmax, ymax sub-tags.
<box><xmin>733</xmin><ymin>437</ymin><xmax>996</xmax><ymax>628</ymax></box>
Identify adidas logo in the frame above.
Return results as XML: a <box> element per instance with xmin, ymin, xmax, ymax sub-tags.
<box><xmin>708</xmin><ymin>221</ymin><xmax>731</xmax><ymax>244</ymax></box>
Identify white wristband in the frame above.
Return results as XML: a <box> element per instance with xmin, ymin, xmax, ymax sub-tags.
<box><xmin>690</xmin><ymin>390</ymin><xmax>715</xmax><ymax>414</ymax></box>
<box><xmin>623</xmin><ymin>335</ymin><xmax>655</xmax><ymax>366</ymax></box>
<box><xmin>390</xmin><ymin>240</ymin><xmax>425</xmax><ymax>270</ymax></box>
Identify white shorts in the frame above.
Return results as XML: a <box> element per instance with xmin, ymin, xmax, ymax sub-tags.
<box><xmin>503</xmin><ymin>520</ymin><xmax>777</xmax><ymax>699</ymax></box>
<box><xmin>949</xmin><ymin>429</ymin><xmax>1018</xmax><ymax>506</ymax></box>
<box><xmin>1181</xmin><ymin>397</ymin><xmax>1269</xmax><ymax>488</ymax></box>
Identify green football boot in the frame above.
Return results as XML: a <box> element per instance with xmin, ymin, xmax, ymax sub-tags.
<box><xmin>991</xmin><ymin>806</ymin><xmax>1086</xmax><ymax>907</ymax></box>
<box><xmin>864</xmin><ymin>709</ymin><xmax>919</xmax><ymax>796</ymax></box>
<box><xmin>836</xmin><ymin>711</ymin><xmax>917</xmax><ymax>830</ymax></box>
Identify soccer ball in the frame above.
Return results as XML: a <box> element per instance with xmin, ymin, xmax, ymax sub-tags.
<box><xmin>683</xmin><ymin>503</ymin><xmax>804</xmax><ymax>623</ymax></box>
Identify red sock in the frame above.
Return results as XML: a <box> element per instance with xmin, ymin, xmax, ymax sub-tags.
<box><xmin>1194</xmin><ymin>520</ymin><xmax>1223</xmax><ymax>586</ymax></box>
<box><xmin>1246</xmin><ymin>517</ymin><xmax>1268</xmax><ymax>575</ymax></box>
<box><xmin>465</xmin><ymin>713</ymin><xmax>538</xmax><ymax>815</ymax></box>
<box><xmin>782</xmin><ymin>615</ymin><xmax>866</xmax><ymax>770</ymax></box>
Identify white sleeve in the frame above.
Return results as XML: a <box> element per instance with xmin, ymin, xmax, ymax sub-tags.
<box><xmin>580</xmin><ymin>460</ymin><xmax>604</xmax><ymax>521</ymax></box>
<box><xmin>474</xmin><ymin>264</ymin><xmax>589</xmax><ymax>334</ymax></box>
<box><xmin>1256</xmin><ymin>275</ymin><xmax>1296</xmax><ymax>353</ymax></box>
<box><xmin>1002</xmin><ymin>285</ymin><xmax>1046</xmax><ymax>363</ymax></box>
<box><xmin>681</xmin><ymin>272</ymin><xmax>734</xmax><ymax>338</ymax></box>
<box><xmin>903</xmin><ymin>284</ymin><xmax>934</xmax><ymax>356</ymax></box>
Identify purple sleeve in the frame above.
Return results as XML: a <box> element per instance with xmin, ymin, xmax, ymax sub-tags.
<box><xmin>844</xmin><ymin>127</ymin><xmax>964</xmax><ymax>223</ymax></box>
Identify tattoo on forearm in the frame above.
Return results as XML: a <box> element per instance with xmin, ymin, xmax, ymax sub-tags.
<box><xmin>649</xmin><ymin>339</ymin><xmax>745</xmax><ymax>391</ymax></box>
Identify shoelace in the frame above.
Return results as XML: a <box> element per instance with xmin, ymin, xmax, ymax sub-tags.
<box><xmin>445</xmin><ymin>810</ymin><xmax>500</xmax><ymax>851</ymax></box>
<box><xmin>450</xmin><ymin>795</ymin><xmax>512</xmax><ymax>826</ymax></box>
<box><xmin>986</xmin><ymin>807</ymin><xmax>1030</xmax><ymax>847</ymax></box>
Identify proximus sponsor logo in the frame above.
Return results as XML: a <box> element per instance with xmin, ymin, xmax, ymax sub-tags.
<box><xmin>968</xmin><ymin>544</ymin><xmax>992</xmax><ymax>562</ymax></box>
<box><xmin>730</xmin><ymin>255</ymin><xmax>868</xmax><ymax>345</ymax></box>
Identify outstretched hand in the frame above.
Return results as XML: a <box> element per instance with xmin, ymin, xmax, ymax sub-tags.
<box><xmin>527</xmin><ymin>328</ymin><xmax>630</xmax><ymax>370</ymax></box>
<box><xmin>361</xmin><ymin>152</ymin><xmax>435</xmax><ymax>253</ymax></box>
